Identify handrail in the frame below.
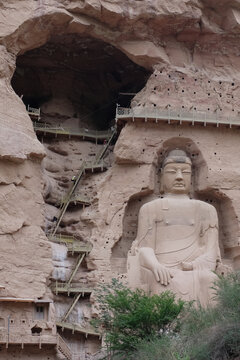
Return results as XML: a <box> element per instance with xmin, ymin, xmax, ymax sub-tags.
<box><xmin>94</xmin><ymin>128</ymin><xmax>116</xmax><ymax>165</ymax></box>
<box><xmin>116</xmin><ymin>106</ymin><xmax>240</xmax><ymax>126</ymax></box>
<box><xmin>50</xmin><ymin>162</ymin><xmax>86</xmax><ymax>236</ymax></box>
<box><xmin>49</xmin><ymin>234</ymin><xmax>76</xmax><ymax>243</ymax></box>
<box><xmin>61</xmin><ymin>294</ymin><xmax>81</xmax><ymax>322</ymax></box>
<box><xmin>28</xmin><ymin>105</ymin><xmax>40</xmax><ymax>116</ymax></box>
<box><xmin>67</xmin><ymin>253</ymin><xmax>86</xmax><ymax>285</ymax></box>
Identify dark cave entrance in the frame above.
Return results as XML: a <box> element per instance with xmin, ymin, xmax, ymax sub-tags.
<box><xmin>12</xmin><ymin>34</ymin><xmax>150</xmax><ymax>130</ymax></box>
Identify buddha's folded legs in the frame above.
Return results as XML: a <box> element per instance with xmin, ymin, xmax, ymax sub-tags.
<box><xmin>141</xmin><ymin>266</ymin><xmax>218</xmax><ymax>306</ymax></box>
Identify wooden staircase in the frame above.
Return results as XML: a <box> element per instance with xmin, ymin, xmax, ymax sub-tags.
<box><xmin>50</xmin><ymin>126</ymin><xmax>116</xmax><ymax>237</ymax></box>
<box><xmin>57</xmin><ymin>334</ymin><xmax>73</xmax><ymax>360</ymax></box>
<box><xmin>51</xmin><ymin>162</ymin><xmax>86</xmax><ymax>237</ymax></box>
<box><xmin>61</xmin><ymin>294</ymin><xmax>82</xmax><ymax>322</ymax></box>
<box><xmin>36</xmin><ymin>124</ymin><xmax>116</xmax><ymax>343</ymax></box>
<box><xmin>67</xmin><ymin>253</ymin><xmax>86</xmax><ymax>286</ymax></box>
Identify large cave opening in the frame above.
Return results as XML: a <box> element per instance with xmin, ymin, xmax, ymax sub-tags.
<box><xmin>12</xmin><ymin>34</ymin><xmax>150</xmax><ymax>130</ymax></box>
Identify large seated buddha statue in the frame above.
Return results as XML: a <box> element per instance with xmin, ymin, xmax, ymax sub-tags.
<box><xmin>127</xmin><ymin>149</ymin><xmax>221</xmax><ymax>306</ymax></box>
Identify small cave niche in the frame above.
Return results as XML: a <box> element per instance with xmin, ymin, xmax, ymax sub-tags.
<box><xmin>111</xmin><ymin>193</ymin><xmax>157</xmax><ymax>274</ymax></box>
<box><xmin>156</xmin><ymin>137</ymin><xmax>208</xmax><ymax>195</ymax></box>
<box><xmin>0</xmin><ymin>318</ymin><xmax>5</xmax><ymax>327</ymax></box>
<box><xmin>31</xmin><ymin>326</ymin><xmax>42</xmax><ymax>335</ymax></box>
<box><xmin>11</xmin><ymin>34</ymin><xmax>150</xmax><ymax>130</ymax></box>
<box><xmin>196</xmin><ymin>190</ymin><xmax>239</xmax><ymax>265</ymax></box>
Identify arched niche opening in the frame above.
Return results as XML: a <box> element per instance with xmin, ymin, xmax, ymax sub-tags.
<box><xmin>111</xmin><ymin>192</ymin><xmax>155</xmax><ymax>274</ymax></box>
<box><xmin>155</xmin><ymin>137</ymin><xmax>208</xmax><ymax>195</ymax></box>
<box><xmin>11</xmin><ymin>34</ymin><xmax>150</xmax><ymax>130</ymax></box>
<box><xmin>196</xmin><ymin>189</ymin><xmax>239</xmax><ymax>267</ymax></box>
<box><xmin>111</xmin><ymin>137</ymin><xmax>239</xmax><ymax>274</ymax></box>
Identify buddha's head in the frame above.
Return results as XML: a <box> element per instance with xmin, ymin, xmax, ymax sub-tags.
<box><xmin>161</xmin><ymin>149</ymin><xmax>192</xmax><ymax>195</ymax></box>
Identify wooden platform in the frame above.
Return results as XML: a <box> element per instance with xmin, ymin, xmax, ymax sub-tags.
<box><xmin>116</xmin><ymin>107</ymin><xmax>240</xmax><ymax>129</ymax></box>
<box><xmin>69</xmin><ymin>194</ymin><xmax>91</xmax><ymax>207</ymax></box>
<box><xmin>57</xmin><ymin>321</ymin><xmax>100</xmax><ymax>337</ymax></box>
<box><xmin>51</xmin><ymin>282</ymin><xmax>94</xmax><ymax>295</ymax></box>
<box><xmin>0</xmin><ymin>333</ymin><xmax>57</xmax><ymax>348</ymax></box>
<box><xmin>49</xmin><ymin>236</ymin><xmax>92</xmax><ymax>254</ymax></box>
<box><xmin>33</xmin><ymin>123</ymin><xmax>114</xmax><ymax>141</ymax></box>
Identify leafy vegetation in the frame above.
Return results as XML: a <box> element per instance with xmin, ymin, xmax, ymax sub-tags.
<box><xmin>177</xmin><ymin>272</ymin><xmax>240</xmax><ymax>360</ymax></box>
<box><xmin>93</xmin><ymin>278</ymin><xmax>185</xmax><ymax>358</ymax></box>
<box><xmin>94</xmin><ymin>273</ymin><xmax>240</xmax><ymax>360</ymax></box>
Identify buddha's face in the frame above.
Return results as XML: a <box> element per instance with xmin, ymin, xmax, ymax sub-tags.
<box><xmin>162</xmin><ymin>161</ymin><xmax>192</xmax><ymax>194</ymax></box>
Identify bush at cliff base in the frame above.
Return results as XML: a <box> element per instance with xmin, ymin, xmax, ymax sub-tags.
<box><xmin>92</xmin><ymin>278</ymin><xmax>185</xmax><ymax>358</ymax></box>
<box><xmin>177</xmin><ymin>271</ymin><xmax>240</xmax><ymax>360</ymax></box>
<box><xmin>132</xmin><ymin>272</ymin><xmax>240</xmax><ymax>360</ymax></box>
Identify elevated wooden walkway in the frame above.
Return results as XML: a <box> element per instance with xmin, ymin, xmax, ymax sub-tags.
<box><xmin>33</xmin><ymin>122</ymin><xmax>114</xmax><ymax>141</ymax></box>
<box><xmin>68</xmin><ymin>194</ymin><xmax>91</xmax><ymax>207</ymax></box>
<box><xmin>57</xmin><ymin>321</ymin><xmax>100</xmax><ymax>338</ymax></box>
<box><xmin>0</xmin><ymin>331</ymin><xmax>73</xmax><ymax>359</ymax></box>
<box><xmin>116</xmin><ymin>106</ymin><xmax>240</xmax><ymax>129</ymax></box>
<box><xmin>0</xmin><ymin>333</ymin><xmax>57</xmax><ymax>348</ymax></box>
<box><xmin>51</xmin><ymin>282</ymin><xmax>94</xmax><ymax>296</ymax></box>
<box><xmin>36</xmin><ymin>119</ymin><xmax>116</xmax><ymax>343</ymax></box>
<box><xmin>49</xmin><ymin>235</ymin><xmax>92</xmax><ymax>254</ymax></box>
<box><xmin>50</xmin><ymin>236</ymin><xmax>94</xmax><ymax>326</ymax></box>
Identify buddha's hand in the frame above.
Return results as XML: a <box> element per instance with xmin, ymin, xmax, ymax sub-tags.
<box><xmin>152</xmin><ymin>263</ymin><xmax>173</xmax><ymax>286</ymax></box>
<box><xmin>181</xmin><ymin>262</ymin><xmax>193</xmax><ymax>271</ymax></box>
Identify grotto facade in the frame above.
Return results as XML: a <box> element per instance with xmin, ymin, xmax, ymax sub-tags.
<box><xmin>0</xmin><ymin>0</ymin><xmax>240</xmax><ymax>358</ymax></box>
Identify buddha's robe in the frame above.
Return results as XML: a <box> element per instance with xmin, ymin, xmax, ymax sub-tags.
<box><xmin>128</xmin><ymin>197</ymin><xmax>221</xmax><ymax>306</ymax></box>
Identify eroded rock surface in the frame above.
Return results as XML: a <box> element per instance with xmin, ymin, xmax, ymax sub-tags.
<box><xmin>1</xmin><ymin>0</ymin><xmax>240</xmax><ymax>359</ymax></box>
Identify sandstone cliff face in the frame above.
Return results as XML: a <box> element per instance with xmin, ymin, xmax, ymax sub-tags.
<box><xmin>1</xmin><ymin>0</ymin><xmax>240</xmax><ymax>358</ymax></box>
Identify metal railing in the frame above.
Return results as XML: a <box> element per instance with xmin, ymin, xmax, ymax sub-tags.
<box><xmin>27</xmin><ymin>105</ymin><xmax>41</xmax><ymax>120</ymax></box>
<box><xmin>116</xmin><ymin>106</ymin><xmax>240</xmax><ymax>126</ymax></box>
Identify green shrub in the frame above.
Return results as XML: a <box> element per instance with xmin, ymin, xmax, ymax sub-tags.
<box><xmin>176</xmin><ymin>271</ymin><xmax>240</xmax><ymax>360</ymax></box>
<box><xmin>131</xmin><ymin>335</ymin><xmax>175</xmax><ymax>360</ymax></box>
<box><xmin>213</xmin><ymin>272</ymin><xmax>240</xmax><ymax>318</ymax></box>
<box><xmin>94</xmin><ymin>272</ymin><xmax>240</xmax><ymax>360</ymax></box>
<box><xmin>93</xmin><ymin>279</ymin><xmax>185</xmax><ymax>358</ymax></box>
